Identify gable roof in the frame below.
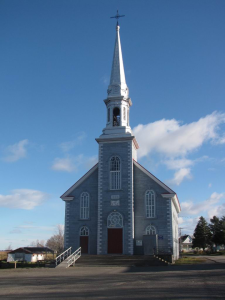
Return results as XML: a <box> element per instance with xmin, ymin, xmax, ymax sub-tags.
<box><xmin>9</xmin><ymin>247</ymin><xmax>32</xmax><ymax>254</ymax></box>
<box><xmin>60</xmin><ymin>163</ymin><xmax>98</xmax><ymax>200</ymax></box>
<box><xmin>133</xmin><ymin>160</ymin><xmax>181</xmax><ymax>213</ymax></box>
<box><xmin>24</xmin><ymin>247</ymin><xmax>54</xmax><ymax>254</ymax></box>
<box><xmin>180</xmin><ymin>235</ymin><xmax>193</xmax><ymax>243</ymax></box>
<box><xmin>9</xmin><ymin>247</ymin><xmax>54</xmax><ymax>254</ymax></box>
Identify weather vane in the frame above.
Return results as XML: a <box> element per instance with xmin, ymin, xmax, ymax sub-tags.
<box><xmin>110</xmin><ymin>10</ymin><xmax>125</xmax><ymax>26</ymax></box>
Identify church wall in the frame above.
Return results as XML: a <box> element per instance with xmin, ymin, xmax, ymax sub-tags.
<box><xmin>133</xmin><ymin>164</ymin><xmax>171</xmax><ymax>255</ymax></box>
<box><xmin>171</xmin><ymin>200</ymin><xmax>179</xmax><ymax>259</ymax></box>
<box><xmin>66</xmin><ymin>168</ymin><xmax>98</xmax><ymax>254</ymax></box>
<box><xmin>98</xmin><ymin>141</ymin><xmax>133</xmax><ymax>255</ymax></box>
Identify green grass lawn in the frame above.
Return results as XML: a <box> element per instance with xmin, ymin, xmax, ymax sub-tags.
<box><xmin>182</xmin><ymin>250</ymin><xmax>225</xmax><ymax>256</ymax></box>
<box><xmin>175</xmin><ymin>257</ymin><xmax>207</xmax><ymax>265</ymax></box>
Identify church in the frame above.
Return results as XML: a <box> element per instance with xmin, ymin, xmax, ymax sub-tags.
<box><xmin>61</xmin><ymin>22</ymin><xmax>180</xmax><ymax>260</ymax></box>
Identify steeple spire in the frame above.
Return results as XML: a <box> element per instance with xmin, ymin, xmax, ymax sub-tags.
<box><xmin>107</xmin><ymin>24</ymin><xmax>129</xmax><ymax>99</ymax></box>
<box><xmin>98</xmin><ymin>15</ymin><xmax>134</xmax><ymax>139</ymax></box>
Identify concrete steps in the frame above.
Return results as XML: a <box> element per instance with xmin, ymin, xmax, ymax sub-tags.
<box><xmin>74</xmin><ymin>255</ymin><xmax>168</xmax><ymax>267</ymax></box>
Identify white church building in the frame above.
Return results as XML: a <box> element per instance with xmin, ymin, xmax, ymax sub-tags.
<box><xmin>61</xmin><ymin>21</ymin><xmax>180</xmax><ymax>260</ymax></box>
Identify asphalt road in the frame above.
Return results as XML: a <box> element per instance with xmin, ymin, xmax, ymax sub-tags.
<box><xmin>0</xmin><ymin>261</ymin><xmax>224</xmax><ymax>299</ymax></box>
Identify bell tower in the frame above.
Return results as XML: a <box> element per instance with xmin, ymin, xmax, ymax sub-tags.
<box><xmin>96</xmin><ymin>18</ymin><xmax>139</xmax><ymax>255</ymax></box>
<box><xmin>101</xmin><ymin>24</ymin><xmax>133</xmax><ymax>137</ymax></box>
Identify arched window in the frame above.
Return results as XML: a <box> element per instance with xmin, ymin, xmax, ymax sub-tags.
<box><xmin>107</xmin><ymin>212</ymin><xmax>123</xmax><ymax>228</ymax></box>
<box><xmin>145</xmin><ymin>190</ymin><xmax>155</xmax><ymax>218</ymax></box>
<box><xmin>108</xmin><ymin>108</ymin><xmax>110</xmax><ymax>122</ymax></box>
<box><xmin>113</xmin><ymin>107</ymin><xmax>120</xmax><ymax>126</ymax></box>
<box><xmin>80</xmin><ymin>192</ymin><xmax>89</xmax><ymax>219</ymax></box>
<box><xmin>80</xmin><ymin>226</ymin><xmax>89</xmax><ymax>236</ymax></box>
<box><xmin>146</xmin><ymin>225</ymin><xmax>156</xmax><ymax>235</ymax></box>
<box><xmin>110</xmin><ymin>156</ymin><xmax>121</xmax><ymax>190</ymax></box>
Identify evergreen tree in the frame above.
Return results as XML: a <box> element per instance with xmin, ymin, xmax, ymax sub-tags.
<box><xmin>220</xmin><ymin>216</ymin><xmax>225</xmax><ymax>245</ymax></box>
<box><xmin>209</xmin><ymin>216</ymin><xmax>223</xmax><ymax>248</ymax></box>
<box><xmin>192</xmin><ymin>216</ymin><xmax>212</xmax><ymax>251</ymax></box>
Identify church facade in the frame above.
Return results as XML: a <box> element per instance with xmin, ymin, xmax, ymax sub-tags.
<box><xmin>61</xmin><ymin>24</ymin><xmax>180</xmax><ymax>259</ymax></box>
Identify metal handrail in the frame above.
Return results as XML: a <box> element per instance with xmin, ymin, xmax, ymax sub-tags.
<box><xmin>67</xmin><ymin>247</ymin><xmax>81</xmax><ymax>268</ymax></box>
<box><xmin>55</xmin><ymin>247</ymin><xmax>72</xmax><ymax>266</ymax></box>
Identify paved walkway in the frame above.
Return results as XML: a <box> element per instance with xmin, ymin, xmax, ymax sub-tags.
<box><xmin>197</xmin><ymin>255</ymin><xmax>225</xmax><ymax>264</ymax></box>
<box><xmin>0</xmin><ymin>262</ymin><xmax>224</xmax><ymax>299</ymax></box>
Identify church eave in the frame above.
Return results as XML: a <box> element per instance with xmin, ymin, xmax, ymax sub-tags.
<box><xmin>134</xmin><ymin>160</ymin><xmax>181</xmax><ymax>213</ymax></box>
<box><xmin>161</xmin><ymin>193</ymin><xmax>181</xmax><ymax>214</ymax></box>
<box><xmin>60</xmin><ymin>163</ymin><xmax>98</xmax><ymax>200</ymax></box>
<box><xmin>134</xmin><ymin>160</ymin><xmax>175</xmax><ymax>194</ymax></box>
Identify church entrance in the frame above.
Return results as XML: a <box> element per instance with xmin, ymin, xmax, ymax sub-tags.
<box><xmin>108</xmin><ymin>228</ymin><xmax>123</xmax><ymax>254</ymax></box>
<box><xmin>107</xmin><ymin>212</ymin><xmax>123</xmax><ymax>254</ymax></box>
<box><xmin>80</xmin><ymin>236</ymin><xmax>88</xmax><ymax>254</ymax></box>
<box><xmin>80</xmin><ymin>226</ymin><xmax>89</xmax><ymax>254</ymax></box>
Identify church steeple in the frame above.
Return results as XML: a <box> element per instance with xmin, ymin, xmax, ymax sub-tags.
<box><xmin>99</xmin><ymin>23</ymin><xmax>133</xmax><ymax>138</ymax></box>
<box><xmin>107</xmin><ymin>25</ymin><xmax>129</xmax><ymax>99</ymax></box>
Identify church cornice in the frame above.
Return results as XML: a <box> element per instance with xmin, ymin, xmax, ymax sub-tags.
<box><xmin>96</xmin><ymin>136</ymin><xmax>139</xmax><ymax>149</ymax></box>
<box><xmin>104</xmin><ymin>97</ymin><xmax>132</xmax><ymax>107</ymax></box>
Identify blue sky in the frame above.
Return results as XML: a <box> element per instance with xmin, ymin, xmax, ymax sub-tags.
<box><xmin>0</xmin><ymin>0</ymin><xmax>225</xmax><ymax>249</ymax></box>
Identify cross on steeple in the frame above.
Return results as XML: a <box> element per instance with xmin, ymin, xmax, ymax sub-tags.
<box><xmin>110</xmin><ymin>10</ymin><xmax>125</xmax><ymax>25</ymax></box>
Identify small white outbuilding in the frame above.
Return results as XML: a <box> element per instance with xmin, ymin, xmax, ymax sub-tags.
<box><xmin>7</xmin><ymin>247</ymin><xmax>54</xmax><ymax>262</ymax></box>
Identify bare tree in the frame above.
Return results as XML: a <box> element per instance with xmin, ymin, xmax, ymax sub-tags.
<box><xmin>30</xmin><ymin>240</ymin><xmax>46</xmax><ymax>247</ymax></box>
<box><xmin>6</xmin><ymin>244</ymin><xmax>12</xmax><ymax>250</ymax></box>
<box><xmin>46</xmin><ymin>225</ymin><xmax>64</xmax><ymax>255</ymax></box>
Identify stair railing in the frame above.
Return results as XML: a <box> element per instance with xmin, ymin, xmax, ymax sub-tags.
<box><xmin>55</xmin><ymin>247</ymin><xmax>72</xmax><ymax>266</ymax></box>
<box><xmin>67</xmin><ymin>247</ymin><xmax>81</xmax><ymax>268</ymax></box>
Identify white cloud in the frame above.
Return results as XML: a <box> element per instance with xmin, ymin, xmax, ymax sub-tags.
<box><xmin>178</xmin><ymin>217</ymin><xmax>184</xmax><ymax>224</ymax></box>
<box><xmin>181</xmin><ymin>192</ymin><xmax>225</xmax><ymax>216</ymax></box>
<box><xmin>133</xmin><ymin>112</ymin><xmax>225</xmax><ymax>185</ymax></box>
<box><xmin>163</xmin><ymin>158</ymin><xmax>193</xmax><ymax>170</ymax></box>
<box><xmin>133</xmin><ymin>111</ymin><xmax>225</xmax><ymax>159</ymax></box>
<box><xmin>51</xmin><ymin>154</ymin><xmax>98</xmax><ymax>173</ymax></box>
<box><xmin>208</xmin><ymin>203</ymin><xmax>225</xmax><ymax>219</ymax></box>
<box><xmin>167</xmin><ymin>168</ymin><xmax>192</xmax><ymax>186</ymax></box>
<box><xmin>0</xmin><ymin>189</ymin><xmax>49</xmax><ymax>210</ymax></box>
<box><xmin>52</xmin><ymin>157</ymin><xmax>77</xmax><ymax>172</ymax></box>
<box><xmin>214</xmin><ymin>134</ymin><xmax>225</xmax><ymax>144</ymax></box>
<box><xmin>208</xmin><ymin>183</ymin><xmax>212</xmax><ymax>188</ymax></box>
<box><xmin>59</xmin><ymin>132</ymin><xmax>86</xmax><ymax>152</ymax></box>
<box><xmin>3</xmin><ymin>139</ymin><xmax>29</xmax><ymax>162</ymax></box>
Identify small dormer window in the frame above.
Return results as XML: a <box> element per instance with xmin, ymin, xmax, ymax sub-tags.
<box><xmin>113</xmin><ymin>107</ymin><xmax>120</xmax><ymax>126</ymax></box>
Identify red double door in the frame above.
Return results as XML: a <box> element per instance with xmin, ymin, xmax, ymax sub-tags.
<box><xmin>108</xmin><ymin>228</ymin><xmax>123</xmax><ymax>254</ymax></box>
